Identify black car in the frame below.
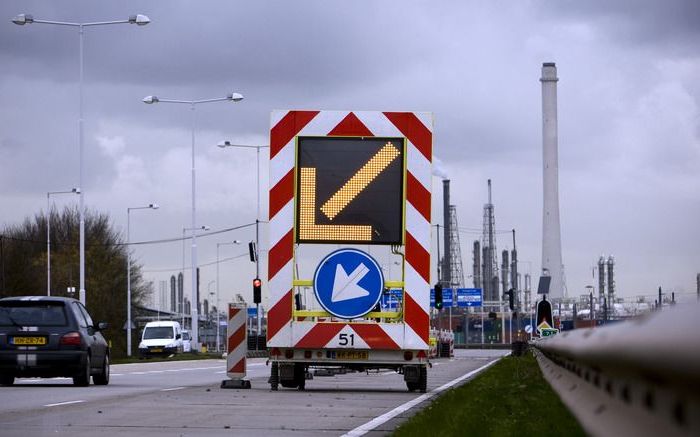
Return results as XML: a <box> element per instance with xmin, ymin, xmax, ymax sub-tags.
<box><xmin>0</xmin><ymin>296</ymin><xmax>110</xmax><ymax>386</ymax></box>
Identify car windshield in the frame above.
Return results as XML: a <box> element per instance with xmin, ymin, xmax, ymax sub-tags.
<box><xmin>182</xmin><ymin>332</ymin><xmax>190</xmax><ymax>340</ymax></box>
<box><xmin>143</xmin><ymin>326</ymin><xmax>174</xmax><ymax>339</ymax></box>
<box><xmin>0</xmin><ymin>302</ymin><xmax>68</xmax><ymax>327</ymax></box>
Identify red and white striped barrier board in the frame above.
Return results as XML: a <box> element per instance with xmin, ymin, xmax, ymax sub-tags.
<box><xmin>267</xmin><ymin>110</ymin><xmax>433</xmax><ymax>351</ymax></box>
<box><xmin>226</xmin><ymin>303</ymin><xmax>247</xmax><ymax>380</ymax></box>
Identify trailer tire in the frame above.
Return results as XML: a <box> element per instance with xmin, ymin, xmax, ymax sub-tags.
<box><xmin>270</xmin><ymin>361</ymin><xmax>279</xmax><ymax>391</ymax></box>
<box><xmin>295</xmin><ymin>363</ymin><xmax>306</xmax><ymax>391</ymax></box>
<box><xmin>419</xmin><ymin>365</ymin><xmax>427</xmax><ymax>393</ymax></box>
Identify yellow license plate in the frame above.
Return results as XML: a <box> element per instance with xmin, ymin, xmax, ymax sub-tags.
<box><xmin>12</xmin><ymin>336</ymin><xmax>47</xmax><ymax>345</ymax></box>
<box><xmin>335</xmin><ymin>351</ymin><xmax>369</xmax><ymax>360</ymax></box>
<box><xmin>150</xmin><ymin>348</ymin><xmax>163</xmax><ymax>353</ymax></box>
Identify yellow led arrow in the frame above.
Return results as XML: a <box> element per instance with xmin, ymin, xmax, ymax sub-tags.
<box><xmin>298</xmin><ymin>168</ymin><xmax>373</xmax><ymax>241</ymax></box>
<box><xmin>320</xmin><ymin>142</ymin><xmax>401</xmax><ymax>220</ymax></box>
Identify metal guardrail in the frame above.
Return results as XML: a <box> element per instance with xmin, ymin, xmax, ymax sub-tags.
<box><xmin>531</xmin><ymin>302</ymin><xmax>699</xmax><ymax>437</ymax></box>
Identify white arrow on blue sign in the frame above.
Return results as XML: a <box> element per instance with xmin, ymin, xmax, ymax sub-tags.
<box><xmin>313</xmin><ymin>248</ymin><xmax>384</xmax><ymax>319</ymax></box>
<box><xmin>456</xmin><ymin>288</ymin><xmax>483</xmax><ymax>307</ymax></box>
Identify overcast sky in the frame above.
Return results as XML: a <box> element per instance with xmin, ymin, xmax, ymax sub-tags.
<box><xmin>1</xmin><ymin>1</ymin><xmax>698</xmax><ymax>308</ymax></box>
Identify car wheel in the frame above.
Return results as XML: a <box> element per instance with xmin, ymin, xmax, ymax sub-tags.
<box><xmin>73</xmin><ymin>354</ymin><xmax>91</xmax><ymax>387</ymax></box>
<box><xmin>93</xmin><ymin>354</ymin><xmax>110</xmax><ymax>385</ymax></box>
<box><xmin>0</xmin><ymin>375</ymin><xmax>14</xmax><ymax>386</ymax></box>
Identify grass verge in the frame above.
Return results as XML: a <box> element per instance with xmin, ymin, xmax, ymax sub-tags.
<box><xmin>392</xmin><ymin>351</ymin><xmax>585</xmax><ymax>436</ymax></box>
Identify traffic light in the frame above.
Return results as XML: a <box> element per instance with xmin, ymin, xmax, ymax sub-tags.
<box><xmin>434</xmin><ymin>283</ymin><xmax>443</xmax><ymax>310</ymax></box>
<box><xmin>248</xmin><ymin>241</ymin><xmax>257</xmax><ymax>263</ymax></box>
<box><xmin>253</xmin><ymin>278</ymin><xmax>262</xmax><ymax>304</ymax></box>
<box><xmin>505</xmin><ymin>288</ymin><xmax>515</xmax><ymax>311</ymax></box>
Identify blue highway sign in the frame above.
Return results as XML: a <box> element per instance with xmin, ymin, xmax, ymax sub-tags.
<box><xmin>456</xmin><ymin>288</ymin><xmax>483</xmax><ymax>307</ymax></box>
<box><xmin>380</xmin><ymin>288</ymin><xmax>402</xmax><ymax>310</ymax></box>
<box><xmin>430</xmin><ymin>288</ymin><xmax>453</xmax><ymax>308</ymax></box>
<box><xmin>313</xmin><ymin>248</ymin><xmax>384</xmax><ymax>319</ymax></box>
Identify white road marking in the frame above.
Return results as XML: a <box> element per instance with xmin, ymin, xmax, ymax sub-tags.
<box><xmin>45</xmin><ymin>400</ymin><xmax>85</xmax><ymax>407</ymax></box>
<box><xmin>341</xmin><ymin>357</ymin><xmax>503</xmax><ymax>437</ymax></box>
<box><xmin>17</xmin><ymin>377</ymin><xmax>70</xmax><ymax>383</ymax></box>
<box><xmin>119</xmin><ymin>365</ymin><xmax>222</xmax><ymax>376</ymax></box>
<box><xmin>160</xmin><ymin>387</ymin><xmax>185</xmax><ymax>392</ymax></box>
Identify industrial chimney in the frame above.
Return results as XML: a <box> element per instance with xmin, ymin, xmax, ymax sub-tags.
<box><xmin>540</xmin><ymin>62</ymin><xmax>566</xmax><ymax>298</ymax></box>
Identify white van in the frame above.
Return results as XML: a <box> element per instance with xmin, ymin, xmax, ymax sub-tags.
<box><xmin>138</xmin><ymin>321</ymin><xmax>183</xmax><ymax>358</ymax></box>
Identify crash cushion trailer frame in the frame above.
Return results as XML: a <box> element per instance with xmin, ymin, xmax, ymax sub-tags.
<box><xmin>267</xmin><ymin>110</ymin><xmax>432</xmax><ymax>391</ymax></box>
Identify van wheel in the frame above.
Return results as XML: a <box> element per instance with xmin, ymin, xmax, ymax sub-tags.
<box><xmin>93</xmin><ymin>354</ymin><xmax>110</xmax><ymax>385</ymax></box>
<box><xmin>73</xmin><ymin>354</ymin><xmax>91</xmax><ymax>386</ymax></box>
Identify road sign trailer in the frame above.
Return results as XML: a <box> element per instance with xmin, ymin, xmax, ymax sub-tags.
<box><xmin>267</xmin><ymin>110</ymin><xmax>433</xmax><ymax>392</ymax></box>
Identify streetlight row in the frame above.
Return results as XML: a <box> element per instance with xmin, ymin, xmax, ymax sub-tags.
<box><xmin>143</xmin><ymin>94</ymin><xmax>244</xmax><ymax>351</ymax></box>
<box><xmin>15</xmin><ymin>11</ymin><xmax>254</xmax><ymax>353</ymax></box>
<box><xmin>13</xmin><ymin>11</ymin><xmax>151</xmax><ymax>307</ymax></box>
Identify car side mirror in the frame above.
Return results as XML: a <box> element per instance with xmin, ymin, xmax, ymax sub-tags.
<box><xmin>96</xmin><ymin>322</ymin><xmax>108</xmax><ymax>331</ymax></box>
<box><xmin>176</xmin><ymin>333</ymin><xmax>181</xmax><ymax>339</ymax></box>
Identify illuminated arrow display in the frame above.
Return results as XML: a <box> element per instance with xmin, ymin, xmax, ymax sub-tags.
<box><xmin>320</xmin><ymin>142</ymin><xmax>401</xmax><ymax>220</ymax></box>
<box><xmin>296</xmin><ymin>136</ymin><xmax>405</xmax><ymax>244</ymax></box>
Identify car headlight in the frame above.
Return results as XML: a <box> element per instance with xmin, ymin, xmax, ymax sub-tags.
<box><xmin>166</xmin><ymin>342</ymin><xmax>177</xmax><ymax>348</ymax></box>
<box><xmin>138</xmin><ymin>343</ymin><xmax>146</xmax><ymax>349</ymax></box>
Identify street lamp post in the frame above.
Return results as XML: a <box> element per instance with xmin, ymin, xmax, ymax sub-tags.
<box><xmin>181</xmin><ymin>225</ymin><xmax>211</xmax><ymax>347</ymax></box>
<box><xmin>207</xmin><ymin>280</ymin><xmax>215</xmax><ymax>350</ymax></box>
<box><xmin>144</xmin><ymin>93</ymin><xmax>243</xmax><ymax>351</ymax></box>
<box><xmin>126</xmin><ymin>203</ymin><xmax>159</xmax><ymax>357</ymax></box>
<box><xmin>218</xmin><ymin>141</ymin><xmax>269</xmax><ymax>336</ymax></box>
<box><xmin>216</xmin><ymin>240</ymin><xmax>241</xmax><ymax>353</ymax></box>
<box><xmin>46</xmin><ymin>188</ymin><xmax>80</xmax><ymax>296</ymax></box>
<box><xmin>14</xmin><ymin>13</ymin><xmax>150</xmax><ymax>306</ymax></box>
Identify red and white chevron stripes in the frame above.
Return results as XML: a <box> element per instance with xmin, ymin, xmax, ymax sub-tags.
<box><xmin>226</xmin><ymin>304</ymin><xmax>247</xmax><ymax>378</ymax></box>
<box><xmin>267</xmin><ymin>111</ymin><xmax>432</xmax><ymax>350</ymax></box>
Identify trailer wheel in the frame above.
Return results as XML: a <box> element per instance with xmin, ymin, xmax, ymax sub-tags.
<box><xmin>296</xmin><ymin>363</ymin><xmax>306</xmax><ymax>391</ymax></box>
<box><xmin>419</xmin><ymin>365</ymin><xmax>427</xmax><ymax>393</ymax></box>
<box><xmin>270</xmin><ymin>361</ymin><xmax>279</xmax><ymax>391</ymax></box>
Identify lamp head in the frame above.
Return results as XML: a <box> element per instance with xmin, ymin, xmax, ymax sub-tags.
<box><xmin>12</xmin><ymin>14</ymin><xmax>33</xmax><ymax>25</ymax></box>
<box><xmin>142</xmin><ymin>95</ymin><xmax>159</xmax><ymax>104</ymax></box>
<box><xmin>227</xmin><ymin>92</ymin><xmax>244</xmax><ymax>102</ymax></box>
<box><xmin>72</xmin><ymin>187</ymin><xmax>81</xmax><ymax>194</ymax></box>
<box><xmin>129</xmin><ymin>14</ymin><xmax>150</xmax><ymax>26</ymax></box>
<box><xmin>201</xmin><ymin>225</ymin><xmax>211</xmax><ymax>231</ymax></box>
<box><xmin>217</xmin><ymin>140</ymin><xmax>232</xmax><ymax>148</ymax></box>
<box><xmin>149</xmin><ymin>203</ymin><xmax>159</xmax><ymax>210</ymax></box>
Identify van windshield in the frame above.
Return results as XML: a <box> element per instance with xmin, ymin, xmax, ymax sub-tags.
<box><xmin>143</xmin><ymin>326</ymin><xmax>174</xmax><ymax>339</ymax></box>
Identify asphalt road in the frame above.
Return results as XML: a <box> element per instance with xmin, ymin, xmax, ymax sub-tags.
<box><xmin>0</xmin><ymin>349</ymin><xmax>508</xmax><ymax>436</ymax></box>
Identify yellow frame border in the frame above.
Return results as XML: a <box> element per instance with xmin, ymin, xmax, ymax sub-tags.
<box><xmin>290</xmin><ymin>134</ymin><xmax>408</xmax><ymax>322</ymax></box>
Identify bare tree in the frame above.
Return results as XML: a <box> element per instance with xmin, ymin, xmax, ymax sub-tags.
<box><xmin>0</xmin><ymin>206</ymin><xmax>148</xmax><ymax>358</ymax></box>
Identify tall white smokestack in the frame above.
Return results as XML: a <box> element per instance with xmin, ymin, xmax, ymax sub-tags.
<box><xmin>540</xmin><ymin>62</ymin><xmax>565</xmax><ymax>298</ymax></box>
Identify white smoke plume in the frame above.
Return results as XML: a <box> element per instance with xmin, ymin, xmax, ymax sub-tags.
<box><xmin>432</xmin><ymin>156</ymin><xmax>449</xmax><ymax>179</ymax></box>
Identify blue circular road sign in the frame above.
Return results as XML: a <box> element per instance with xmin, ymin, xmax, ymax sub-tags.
<box><xmin>313</xmin><ymin>249</ymin><xmax>384</xmax><ymax>319</ymax></box>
